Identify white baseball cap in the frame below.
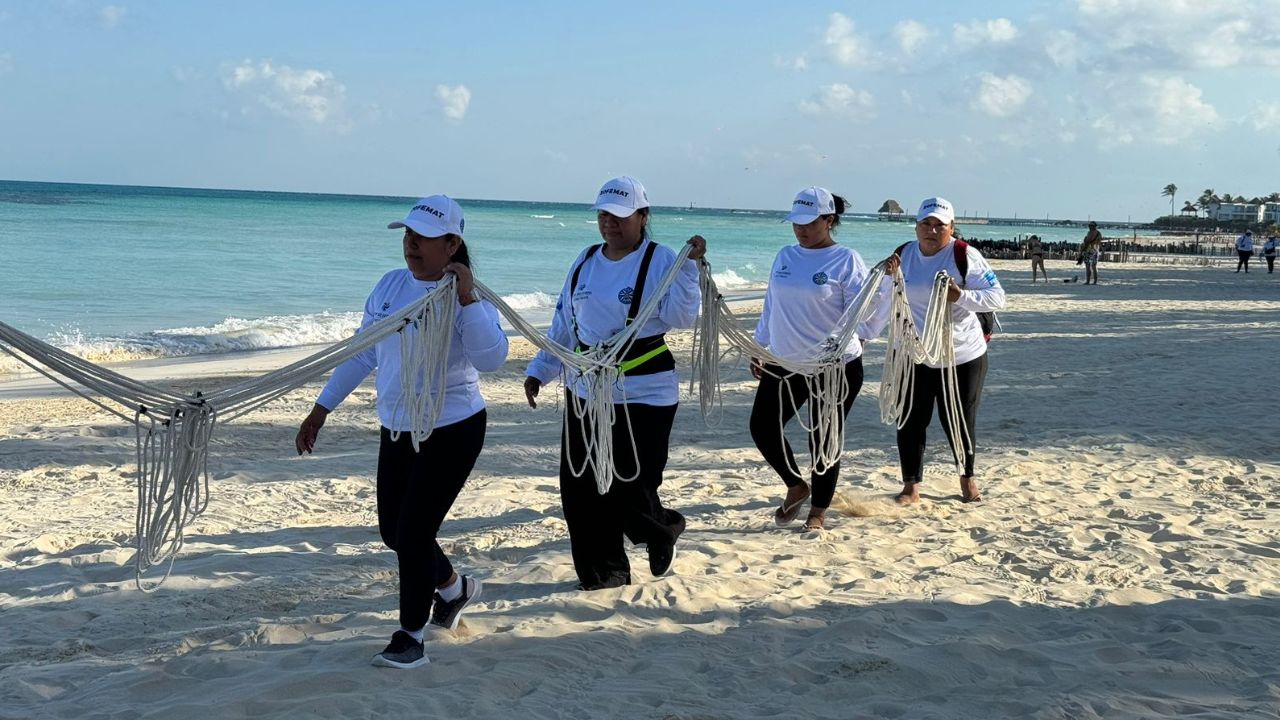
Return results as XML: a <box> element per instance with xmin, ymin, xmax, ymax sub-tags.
<box><xmin>784</xmin><ymin>186</ymin><xmax>836</xmax><ymax>224</ymax></box>
<box><xmin>591</xmin><ymin>176</ymin><xmax>650</xmax><ymax>217</ymax></box>
<box><xmin>388</xmin><ymin>195</ymin><xmax>465</xmax><ymax>237</ymax></box>
<box><xmin>916</xmin><ymin>196</ymin><xmax>955</xmax><ymax>224</ymax></box>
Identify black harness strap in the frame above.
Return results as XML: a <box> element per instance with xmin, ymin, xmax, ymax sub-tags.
<box><xmin>568</xmin><ymin>240</ymin><xmax>674</xmax><ymax>375</ymax></box>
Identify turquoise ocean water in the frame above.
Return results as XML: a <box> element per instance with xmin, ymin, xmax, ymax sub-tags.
<box><xmin>0</xmin><ymin>180</ymin><xmax>1084</xmax><ymax>370</ymax></box>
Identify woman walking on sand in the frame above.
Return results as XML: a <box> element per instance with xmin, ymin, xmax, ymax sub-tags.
<box><xmin>749</xmin><ymin>187</ymin><xmax>880</xmax><ymax>532</ymax></box>
<box><xmin>296</xmin><ymin>195</ymin><xmax>508</xmax><ymax>669</ymax></box>
<box><xmin>876</xmin><ymin>197</ymin><xmax>1006</xmax><ymax>505</ymax></box>
<box><xmin>524</xmin><ymin>176</ymin><xmax>706</xmax><ymax>591</ymax></box>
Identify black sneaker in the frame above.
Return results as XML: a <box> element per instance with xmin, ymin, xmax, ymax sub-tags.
<box><xmin>370</xmin><ymin>630</ymin><xmax>428</xmax><ymax>669</ymax></box>
<box><xmin>648</xmin><ymin>514</ymin><xmax>686</xmax><ymax>577</ymax></box>
<box><xmin>429</xmin><ymin>575</ymin><xmax>482</xmax><ymax>631</ymax></box>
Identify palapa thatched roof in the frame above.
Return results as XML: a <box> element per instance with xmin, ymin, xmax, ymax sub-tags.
<box><xmin>877</xmin><ymin>199</ymin><xmax>905</xmax><ymax>214</ymax></box>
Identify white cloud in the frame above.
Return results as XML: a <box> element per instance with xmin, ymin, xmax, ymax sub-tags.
<box><xmin>435</xmin><ymin>84</ymin><xmax>471</xmax><ymax>122</ymax></box>
<box><xmin>774</xmin><ymin>54</ymin><xmax>808</xmax><ymax>71</ymax></box>
<box><xmin>1091</xmin><ymin>75</ymin><xmax>1219</xmax><ymax>146</ymax></box>
<box><xmin>1074</xmin><ymin>1</ymin><xmax>1280</xmax><ymax>70</ymax></box>
<box><xmin>953</xmin><ymin>18</ymin><xmax>1018</xmax><ymax>49</ymax></box>
<box><xmin>825</xmin><ymin>13</ymin><xmax>870</xmax><ymax>66</ymax></box>
<box><xmin>1044</xmin><ymin>30</ymin><xmax>1080</xmax><ymax>69</ymax></box>
<box><xmin>893</xmin><ymin>20</ymin><xmax>931</xmax><ymax>55</ymax></box>
<box><xmin>222</xmin><ymin>60</ymin><xmax>347</xmax><ymax>126</ymax></box>
<box><xmin>99</xmin><ymin>5</ymin><xmax>127</xmax><ymax>30</ymax></box>
<box><xmin>1247</xmin><ymin>103</ymin><xmax>1280</xmax><ymax>131</ymax></box>
<box><xmin>972</xmin><ymin>73</ymin><xmax>1032</xmax><ymax>117</ymax></box>
<box><xmin>798</xmin><ymin>83</ymin><xmax>876</xmax><ymax>120</ymax></box>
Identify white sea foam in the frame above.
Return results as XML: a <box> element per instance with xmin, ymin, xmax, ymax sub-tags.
<box><xmin>499</xmin><ymin>291</ymin><xmax>557</xmax><ymax>311</ymax></box>
<box><xmin>530</xmin><ymin>214</ymin><xmax>555</xmax><ymax>219</ymax></box>
<box><xmin>0</xmin><ymin>312</ymin><xmax>364</xmax><ymax>376</ymax></box>
<box><xmin>711</xmin><ymin>268</ymin><xmax>757</xmax><ymax>290</ymax></box>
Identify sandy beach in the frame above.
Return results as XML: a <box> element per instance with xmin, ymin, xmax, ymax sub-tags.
<box><xmin>2</xmin><ymin>259</ymin><xmax>1278</xmax><ymax>719</ymax></box>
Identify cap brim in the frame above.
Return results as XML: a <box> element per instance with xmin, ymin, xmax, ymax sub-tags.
<box><xmin>388</xmin><ymin>218</ymin><xmax>448</xmax><ymax>238</ymax></box>
<box><xmin>591</xmin><ymin>202</ymin><xmax>639</xmax><ymax>218</ymax></box>
<box><xmin>916</xmin><ymin>211</ymin><xmax>953</xmax><ymax>224</ymax></box>
<box><xmin>784</xmin><ymin>210</ymin><xmax>821</xmax><ymax>224</ymax></box>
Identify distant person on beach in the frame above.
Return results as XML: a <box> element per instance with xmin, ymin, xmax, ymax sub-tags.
<box><xmin>1263</xmin><ymin>236</ymin><xmax>1278</xmax><ymax>274</ymax></box>
<box><xmin>295</xmin><ymin>196</ymin><xmax>508</xmax><ymax>669</ymax></box>
<box><xmin>749</xmin><ymin>187</ymin><xmax>879</xmax><ymax>533</ymax></box>
<box><xmin>1080</xmin><ymin>222</ymin><xmax>1103</xmax><ymax>285</ymax></box>
<box><xmin>1236</xmin><ymin>231</ymin><xmax>1255</xmax><ymax>273</ymax></box>
<box><xmin>524</xmin><ymin>176</ymin><xmax>706</xmax><ymax>591</ymax></box>
<box><xmin>1026</xmin><ymin>234</ymin><xmax>1047</xmax><ymax>282</ymax></box>
<box><xmin>878</xmin><ymin>197</ymin><xmax>1006</xmax><ymax>505</ymax></box>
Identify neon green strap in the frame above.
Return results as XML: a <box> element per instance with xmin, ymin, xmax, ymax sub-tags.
<box><xmin>618</xmin><ymin>343</ymin><xmax>669</xmax><ymax>374</ymax></box>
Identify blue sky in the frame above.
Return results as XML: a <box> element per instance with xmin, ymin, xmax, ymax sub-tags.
<box><xmin>1</xmin><ymin>1</ymin><xmax>1278</xmax><ymax>219</ymax></box>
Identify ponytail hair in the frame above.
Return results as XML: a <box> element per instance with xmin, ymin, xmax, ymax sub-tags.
<box><xmin>826</xmin><ymin>194</ymin><xmax>848</xmax><ymax>230</ymax></box>
<box><xmin>450</xmin><ymin>235</ymin><xmax>473</xmax><ymax>269</ymax></box>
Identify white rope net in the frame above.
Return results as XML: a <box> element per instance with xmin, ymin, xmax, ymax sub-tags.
<box><xmin>475</xmin><ymin>241</ymin><xmax>696</xmax><ymax>495</ymax></box>
<box><xmin>0</xmin><ymin>243</ymin><xmax>701</xmax><ymax>588</ymax></box>
<box><xmin>0</xmin><ymin>276</ymin><xmax>458</xmax><ymax>590</ymax></box>
<box><xmin>690</xmin><ymin>259</ymin><xmax>888</xmax><ymax>479</ymax></box>
<box><xmin>877</xmin><ymin>269</ymin><xmax>971</xmax><ymax>473</ymax></box>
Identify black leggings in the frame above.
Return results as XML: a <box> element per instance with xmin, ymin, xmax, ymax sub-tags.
<box><xmin>1266</xmin><ymin>255</ymin><xmax>1275</xmax><ymax>273</ymax></box>
<box><xmin>749</xmin><ymin>358</ymin><xmax>863</xmax><ymax>509</ymax></box>
<box><xmin>560</xmin><ymin>395</ymin><xmax>683</xmax><ymax>588</ymax></box>
<box><xmin>1237</xmin><ymin>250</ymin><xmax>1252</xmax><ymax>272</ymax></box>
<box><xmin>376</xmin><ymin>410</ymin><xmax>486</xmax><ymax>631</ymax></box>
<box><xmin>896</xmin><ymin>356</ymin><xmax>988</xmax><ymax>482</ymax></box>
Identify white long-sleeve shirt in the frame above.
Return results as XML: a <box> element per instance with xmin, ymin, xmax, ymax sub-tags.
<box><xmin>753</xmin><ymin>243</ymin><xmax>882</xmax><ymax>363</ymax></box>
<box><xmin>316</xmin><ymin>269</ymin><xmax>509</xmax><ymax>430</ymax></box>
<box><xmin>866</xmin><ymin>241</ymin><xmax>1006</xmax><ymax>368</ymax></box>
<box><xmin>1264</xmin><ymin>238</ymin><xmax>1279</xmax><ymax>256</ymax></box>
<box><xmin>1237</xmin><ymin>234</ymin><xmax>1255</xmax><ymax>252</ymax></box>
<box><xmin>525</xmin><ymin>239</ymin><xmax>701</xmax><ymax>406</ymax></box>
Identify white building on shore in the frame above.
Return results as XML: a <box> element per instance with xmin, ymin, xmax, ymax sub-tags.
<box><xmin>1264</xmin><ymin>203</ymin><xmax>1280</xmax><ymax>223</ymax></box>
<box><xmin>1208</xmin><ymin>202</ymin><xmax>1263</xmax><ymax>223</ymax></box>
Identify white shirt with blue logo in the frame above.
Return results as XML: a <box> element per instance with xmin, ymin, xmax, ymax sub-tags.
<box><xmin>754</xmin><ymin>243</ymin><xmax>881</xmax><ymax>364</ymax></box>
<box><xmin>1237</xmin><ymin>234</ymin><xmax>1255</xmax><ymax>252</ymax></box>
<box><xmin>525</xmin><ymin>239</ymin><xmax>701</xmax><ymax>405</ymax></box>
<box><xmin>316</xmin><ymin>268</ymin><xmax>509</xmax><ymax>431</ymax></box>
<box><xmin>867</xmin><ymin>241</ymin><xmax>1006</xmax><ymax>368</ymax></box>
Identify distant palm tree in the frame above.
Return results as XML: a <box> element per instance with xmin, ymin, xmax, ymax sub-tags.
<box><xmin>1162</xmin><ymin>183</ymin><xmax>1177</xmax><ymax>217</ymax></box>
<box><xmin>1197</xmin><ymin>189</ymin><xmax>1216</xmax><ymax>217</ymax></box>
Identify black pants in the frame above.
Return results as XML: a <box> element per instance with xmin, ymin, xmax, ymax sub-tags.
<box><xmin>560</xmin><ymin>395</ymin><xmax>683</xmax><ymax>588</ymax></box>
<box><xmin>1237</xmin><ymin>250</ymin><xmax>1252</xmax><ymax>272</ymax></box>
<box><xmin>897</xmin><ymin>356</ymin><xmax>988</xmax><ymax>482</ymax></box>
<box><xmin>376</xmin><ymin>410</ymin><xmax>486</xmax><ymax>631</ymax></box>
<box><xmin>1266</xmin><ymin>255</ymin><xmax>1275</xmax><ymax>273</ymax></box>
<box><xmin>749</xmin><ymin>358</ymin><xmax>863</xmax><ymax>509</ymax></box>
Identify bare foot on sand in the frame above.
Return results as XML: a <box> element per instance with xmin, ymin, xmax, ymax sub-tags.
<box><xmin>959</xmin><ymin>476</ymin><xmax>982</xmax><ymax>503</ymax></box>
<box><xmin>895</xmin><ymin>483</ymin><xmax>920</xmax><ymax>506</ymax></box>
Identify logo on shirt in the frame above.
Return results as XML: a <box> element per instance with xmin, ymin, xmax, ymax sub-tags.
<box><xmin>812</xmin><ymin>272</ymin><xmax>829</xmax><ymax>285</ymax></box>
<box><xmin>774</xmin><ymin>264</ymin><xmax>791</xmax><ymax>278</ymax></box>
<box><xmin>617</xmin><ymin>286</ymin><xmax>634</xmax><ymax>304</ymax></box>
<box><xmin>381</xmin><ymin>302</ymin><xmax>391</xmax><ymax>311</ymax></box>
<box><xmin>982</xmin><ymin>270</ymin><xmax>999</xmax><ymax>287</ymax></box>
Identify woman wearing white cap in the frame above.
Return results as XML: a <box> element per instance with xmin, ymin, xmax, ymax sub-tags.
<box><xmin>524</xmin><ymin>176</ymin><xmax>706</xmax><ymax>591</ymax></box>
<box><xmin>295</xmin><ymin>195</ymin><xmax>508</xmax><ymax>669</ymax></box>
<box><xmin>750</xmin><ymin>187</ymin><xmax>878</xmax><ymax>532</ymax></box>
<box><xmin>880</xmin><ymin>197</ymin><xmax>1005</xmax><ymax>505</ymax></box>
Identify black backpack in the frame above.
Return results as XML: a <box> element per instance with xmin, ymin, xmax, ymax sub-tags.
<box><xmin>894</xmin><ymin>239</ymin><xmax>996</xmax><ymax>342</ymax></box>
